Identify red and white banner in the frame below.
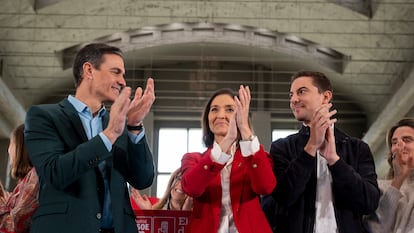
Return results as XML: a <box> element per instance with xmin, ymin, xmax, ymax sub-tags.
<box><xmin>134</xmin><ymin>209</ymin><xmax>191</xmax><ymax>233</ymax></box>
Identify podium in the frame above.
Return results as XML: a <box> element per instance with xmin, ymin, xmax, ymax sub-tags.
<box><xmin>134</xmin><ymin>209</ymin><xmax>191</xmax><ymax>233</ymax></box>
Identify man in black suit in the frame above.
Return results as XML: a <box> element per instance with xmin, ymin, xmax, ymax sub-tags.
<box><xmin>265</xmin><ymin>71</ymin><xmax>380</xmax><ymax>233</ymax></box>
<box><xmin>24</xmin><ymin>43</ymin><xmax>155</xmax><ymax>233</ymax></box>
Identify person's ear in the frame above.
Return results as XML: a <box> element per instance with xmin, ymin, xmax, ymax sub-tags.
<box><xmin>82</xmin><ymin>62</ymin><xmax>94</xmax><ymax>80</ymax></box>
<box><xmin>322</xmin><ymin>90</ymin><xmax>333</xmax><ymax>104</ymax></box>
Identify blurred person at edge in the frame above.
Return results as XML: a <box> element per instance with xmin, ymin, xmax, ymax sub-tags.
<box><xmin>24</xmin><ymin>43</ymin><xmax>155</xmax><ymax>233</ymax></box>
<box><xmin>0</xmin><ymin>124</ymin><xmax>39</xmax><ymax>233</ymax></box>
<box><xmin>130</xmin><ymin>168</ymin><xmax>193</xmax><ymax>210</ymax></box>
<box><xmin>181</xmin><ymin>86</ymin><xmax>277</xmax><ymax>233</ymax></box>
<box><xmin>364</xmin><ymin>118</ymin><xmax>414</xmax><ymax>233</ymax></box>
<box><xmin>264</xmin><ymin>71</ymin><xmax>379</xmax><ymax>233</ymax></box>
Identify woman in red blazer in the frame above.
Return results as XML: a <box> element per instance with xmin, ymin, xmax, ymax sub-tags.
<box><xmin>181</xmin><ymin>86</ymin><xmax>276</xmax><ymax>233</ymax></box>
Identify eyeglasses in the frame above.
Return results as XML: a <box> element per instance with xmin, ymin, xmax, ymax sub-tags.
<box><xmin>170</xmin><ymin>174</ymin><xmax>182</xmax><ymax>188</ymax></box>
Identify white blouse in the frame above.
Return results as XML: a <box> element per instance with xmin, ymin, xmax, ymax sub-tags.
<box><xmin>210</xmin><ymin>136</ymin><xmax>259</xmax><ymax>233</ymax></box>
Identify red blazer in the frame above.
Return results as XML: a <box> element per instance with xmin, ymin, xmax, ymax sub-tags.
<box><xmin>181</xmin><ymin>145</ymin><xmax>276</xmax><ymax>233</ymax></box>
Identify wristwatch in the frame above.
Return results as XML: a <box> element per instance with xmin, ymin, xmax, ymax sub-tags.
<box><xmin>127</xmin><ymin>121</ymin><xmax>143</xmax><ymax>131</ymax></box>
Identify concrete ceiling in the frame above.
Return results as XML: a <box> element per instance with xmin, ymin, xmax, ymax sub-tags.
<box><xmin>0</xmin><ymin>0</ymin><xmax>413</xmax><ymax>176</ymax></box>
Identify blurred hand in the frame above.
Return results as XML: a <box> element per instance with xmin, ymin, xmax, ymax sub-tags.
<box><xmin>0</xmin><ymin>182</ymin><xmax>8</xmax><ymax>204</ymax></box>
<box><xmin>127</xmin><ymin>78</ymin><xmax>155</xmax><ymax>126</ymax></box>
<box><xmin>320</xmin><ymin>123</ymin><xmax>339</xmax><ymax>165</ymax></box>
<box><xmin>234</xmin><ymin>85</ymin><xmax>252</xmax><ymax>140</ymax></box>
<box><xmin>221</xmin><ymin>114</ymin><xmax>238</xmax><ymax>154</ymax></box>
<box><xmin>130</xmin><ymin>188</ymin><xmax>153</xmax><ymax>210</ymax></box>
<box><xmin>305</xmin><ymin>103</ymin><xmax>337</xmax><ymax>158</ymax></box>
<box><xmin>103</xmin><ymin>87</ymin><xmax>132</xmax><ymax>143</ymax></box>
<box><xmin>182</xmin><ymin>196</ymin><xmax>193</xmax><ymax>211</ymax></box>
<box><xmin>392</xmin><ymin>148</ymin><xmax>414</xmax><ymax>189</ymax></box>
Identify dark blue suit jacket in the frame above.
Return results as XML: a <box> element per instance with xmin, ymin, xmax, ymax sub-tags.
<box><xmin>24</xmin><ymin>98</ymin><xmax>154</xmax><ymax>233</ymax></box>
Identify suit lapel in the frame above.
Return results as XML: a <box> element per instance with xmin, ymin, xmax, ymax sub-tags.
<box><xmin>60</xmin><ymin>99</ymin><xmax>88</xmax><ymax>142</ymax></box>
<box><xmin>102</xmin><ymin>111</ymin><xmax>109</xmax><ymax>129</ymax></box>
<box><xmin>101</xmin><ymin>111</ymin><xmax>114</xmax><ymax>177</ymax></box>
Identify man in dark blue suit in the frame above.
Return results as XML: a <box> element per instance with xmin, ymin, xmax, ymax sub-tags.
<box><xmin>24</xmin><ymin>43</ymin><xmax>155</xmax><ymax>233</ymax></box>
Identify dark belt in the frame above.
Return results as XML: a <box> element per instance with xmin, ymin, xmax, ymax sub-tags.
<box><xmin>99</xmin><ymin>228</ymin><xmax>115</xmax><ymax>233</ymax></box>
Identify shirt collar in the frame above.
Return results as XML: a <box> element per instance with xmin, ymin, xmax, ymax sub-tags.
<box><xmin>67</xmin><ymin>95</ymin><xmax>106</xmax><ymax>117</ymax></box>
<box><xmin>299</xmin><ymin>123</ymin><xmax>310</xmax><ymax>136</ymax></box>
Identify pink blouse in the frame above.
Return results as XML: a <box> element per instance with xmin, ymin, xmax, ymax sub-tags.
<box><xmin>0</xmin><ymin>168</ymin><xmax>39</xmax><ymax>233</ymax></box>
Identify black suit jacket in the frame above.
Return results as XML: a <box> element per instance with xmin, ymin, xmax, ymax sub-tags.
<box><xmin>264</xmin><ymin>125</ymin><xmax>380</xmax><ymax>233</ymax></box>
<box><xmin>24</xmin><ymin>98</ymin><xmax>155</xmax><ymax>233</ymax></box>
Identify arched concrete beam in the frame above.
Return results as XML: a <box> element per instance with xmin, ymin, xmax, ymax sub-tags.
<box><xmin>363</xmin><ymin>66</ymin><xmax>414</xmax><ymax>154</ymax></box>
<box><xmin>59</xmin><ymin>22</ymin><xmax>350</xmax><ymax>74</ymax></box>
<box><xmin>0</xmin><ymin>77</ymin><xmax>26</xmax><ymax>138</ymax></box>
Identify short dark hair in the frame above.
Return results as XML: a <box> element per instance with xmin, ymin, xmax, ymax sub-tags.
<box><xmin>201</xmin><ymin>88</ymin><xmax>236</xmax><ymax>147</ymax></box>
<box><xmin>386</xmin><ymin>118</ymin><xmax>414</xmax><ymax>178</ymax></box>
<box><xmin>72</xmin><ymin>43</ymin><xmax>123</xmax><ymax>88</ymax></box>
<box><xmin>10</xmin><ymin>124</ymin><xmax>32</xmax><ymax>180</ymax></box>
<box><xmin>291</xmin><ymin>71</ymin><xmax>332</xmax><ymax>93</ymax></box>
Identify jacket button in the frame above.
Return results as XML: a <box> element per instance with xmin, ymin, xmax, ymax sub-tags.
<box><xmin>203</xmin><ymin>165</ymin><xmax>208</xmax><ymax>170</ymax></box>
<box><xmin>96</xmin><ymin>213</ymin><xmax>102</xmax><ymax>219</ymax></box>
<box><xmin>252</xmin><ymin>163</ymin><xmax>257</xmax><ymax>168</ymax></box>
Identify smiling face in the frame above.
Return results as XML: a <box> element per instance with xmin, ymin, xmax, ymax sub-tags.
<box><xmin>170</xmin><ymin>176</ymin><xmax>187</xmax><ymax>206</ymax></box>
<box><xmin>88</xmin><ymin>53</ymin><xmax>126</xmax><ymax>103</ymax></box>
<box><xmin>391</xmin><ymin>126</ymin><xmax>414</xmax><ymax>167</ymax></box>
<box><xmin>208</xmin><ymin>94</ymin><xmax>236</xmax><ymax>142</ymax></box>
<box><xmin>289</xmin><ymin>76</ymin><xmax>331</xmax><ymax>124</ymax></box>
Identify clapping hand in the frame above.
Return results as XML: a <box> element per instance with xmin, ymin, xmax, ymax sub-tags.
<box><xmin>127</xmin><ymin>78</ymin><xmax>155</xmax><ymax>126</ymax></box>
<box><xmin>103</xmin><ymin>86</ymin><xmax>132</xmax><ymax>143</ymax></box>
<box><xmin>130</xmin><ymin>188</ymin><xmax>153</xmax><ymax>210</ymax></box>
<box><xmin>305</xmin><ymin>103</ymin><xmax>338</xmax><ymax>165</ymax></box>
<box><xmin>392</xmin><ymin>148</ymin><xmax>414</xmax><ymax>189</ymax></box>
<box><xmin>104</xmin><ymin>78</ymin><xmax>155</xmax><ymax>143</ymax></box>
<box><xmin>234</xmin><ymin>85</ymin><xmax>253</xmax><ymax>140</ymax></box>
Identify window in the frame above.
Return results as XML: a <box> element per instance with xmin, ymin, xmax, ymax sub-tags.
<box><xmin>272</xmin><ymin>129</ymin><xmax>298</xmax><ymax>141</ymax></box>
<box><xmin>156</xmin><ymin>128</ymin><xmax>205</xmax><ymax>197</ymax></box>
